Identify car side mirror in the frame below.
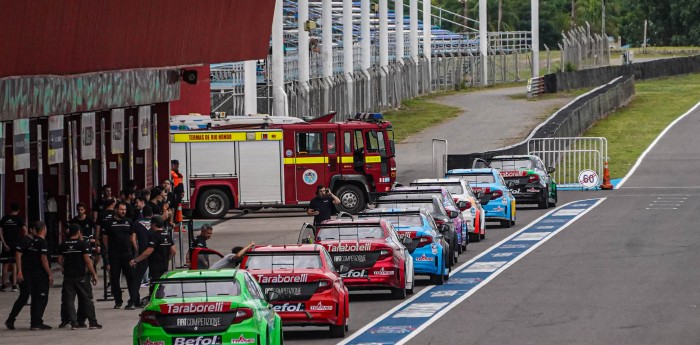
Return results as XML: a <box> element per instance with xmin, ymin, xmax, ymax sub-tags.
<box><xmin>448</xmin><ymin>210</ymin><xmax>459</xmax><ymax>218</ymax></box>
<box><xmin>402</xmin><ymin>236</ymin><xmax>413</xmax><ymax>245</ymax></box>
<box><xmin>439</xmin><ymin>224</ymin><xmax>449</xmax><ymax>233</ymax></box>
<box><xmin>547</xmin><ymin>166</ymin><xmax>556</xmax><ymax>174</ymax></box>
<box><xmin>457</xmin><ymin>200</ymin><xmax>467</xmax><ymax>209</ymax></box>
<box><xmin>337</xmin><ymin>264</ymin><xmax>351</xmax><ymax>274</ymax></box>
<box><xmin>265</xmin><ymin>291</ymin><xmax>280</xmax><ymax>303</ymax></box>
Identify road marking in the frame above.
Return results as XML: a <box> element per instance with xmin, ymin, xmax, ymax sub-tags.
<box><xmin>338</xmin><ymin>198</ymin><xmax>606</xmax><ymax>345</ymax></box>
<box><xmin>513</xmin><ymin>232</ymin><xmax>552</xmax><ymax>241</ymax></box>
<box><xmin>646</xmin><ymin>207</ymin><xmax>678</xmax><ymax>210</ymax></box>
<box><xmin>616</xmin><ymin>100</ymin><xmax>700</xmax><ymax>189</ymax></box>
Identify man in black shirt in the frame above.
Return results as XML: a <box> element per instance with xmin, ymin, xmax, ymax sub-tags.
<box><xmin>119</xmin><ymin>189</ymin><xmax>136</xmax><ymax>221</ymax></box>
<box><xmin>148</xmin><ymin>187</ymin><xmax>165</xmax><ymax>216</ymax></box>
<box><xmin>132</xmin><ymin>196</ymin><xmax>150</xmax><ymax>222</ymax></box>
<box><xmin>130</xmin><ymin>206</ymin><xmax>153</xmax><ymax>306</ymax></box>
<box><xmin>187</xmin><ymin>224</ymin><xmax>213</xmax><ymax>268</ymax></box>
<box><xmin>130</xmin><ymin>215</ymin><xmax>175</xmax><ymax>295</ymax></box>
<box><xmin>0</xmin><ymin>203</ymin><xmax>27</xmax><ymax>292</ymax></box>
<box><xmin>58</xmin><ymin>224</ymin><xmax>101</xmax><ymax>330</ymax></box>
<box><xmin>103</xmin><ymin>202</ymin><xmax>138</xmax><ymax>310</ymax></box>
<box><xmin>26</xmin><ymin>221</ymin><xmax>52</xmax><ymax>330</ymax></box>
<box><xmin>307</xmin><ymin>185</ymin><xmax>340</xmax><ymax>226</ymax></box>
<box><xmin>95</xmin><ymin>198</ymin><xmax>116</xmax><ymax>270</ymax></box>
<box><xmin>92</xmin><ymin>184</ymin><xmax>113</xmax><ymax>222</ymax></box>
<box><xmin>4</xmin><ymin>225</ymin><xmax>35</xmax><ymax>330</ymax></box>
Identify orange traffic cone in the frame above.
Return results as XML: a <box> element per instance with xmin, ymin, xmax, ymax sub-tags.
<box><xmin>174</xmin><ymin>203</ymin><xmax>186</xmax><ymax>232</ymax></box>
<box><xmin>600</xmin><ymin>161</ymin><xmax>613</xmax><ymax>190</ymax></box>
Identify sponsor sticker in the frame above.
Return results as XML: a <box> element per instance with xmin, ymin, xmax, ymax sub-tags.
<box><xmin>373</xmin><ymin>267</ymin><xmax>395</xmax><ymax>276</ymax></box>
<box><xmin>415</xmin><ymin>254</ymin><xmax>434</xmax><ymax>262</ymax></box>
<box><xmin>142</xmin><ymin>339</ymin><xmax>165</xmax><ymax>345</ymax></box>
<box><xmin>328</xmin><ymin>243</ymin><xmax>372</xmax><ymax>252</ymax></box>
<box><xmin>272</xmin><ymin>303</ymin><xmax>305</xmax><ymax>312</ymax></box>
<box><xmin>173</xmin><ymin>335</ymin><xmax>222</xmax><ymax>345</ymax></box>
<box><xmin>230</xmin><ymin>335</ymin><xmax>256</xmax><ymax>344</ymax></box>
<box><xmin>176</xmin><ymin>317</ymin><xmax>222</xmax><ymax>327</ymax></box>
<box><xmin>340</xmin><ymin>269</ymin><xmax>368</xmax><ymax>278</ymax></box>
<box><xmin>493</xmin><ymin>206</ymin><xmax>504</xmax><ymax>212</ymax></box>
<box><xmin>431</xmin><ymin>243</ymin><xmax>438</xmax><ymax>255</ymax></box>
<box><xmin>161</xmin><ymin>302</ymin><xmax>231</xmax><ymax>314</ymax></box>
<box><xmin>303</xmin><ymin>169</ymin><xmax>318</xmax><ymax>185</ymax></box>
<box><xmin>309</xmin><ymin>302</ymin><xmax>334</xmax><ymax>311</ymax></box>
<box><xmin>264</xmin><ymin>287</ymin><xmax>302</xmax><ymax>296</ymax></box>
<box><xmin>334</xmin><ymin>254</ymin><xmax>366</xmax><ymax>262</ymax></box>
<box><xmin>527</xmin><ymin>187</ymin><xmax>540</xmax><ymax>193</ymax></box>
<box><xmin>256</xmin><ymin>274</ymin><xmax>309</xmax><ymax>284</ymax></box>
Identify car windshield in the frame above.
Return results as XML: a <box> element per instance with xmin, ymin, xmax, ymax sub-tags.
<box><xmin>376</xmin><ymin>202</ymin><xmax>436</xmax><ymax>213</ymax></box>
<box><xmin>490</xmin><ymin>159</ymin><xmax>532</xmax><ymax>170</ymax></box>
<box><xmin>317</xmin><ymin>226</ymin><xmax>385</xmax><ymax>241</ymax></box>
<box><xmin>245</xmin><ymin>254</ymin><xmax>321</xmax><ymax>270</ymax></box>
<box><xmin>155</xmin><ymin>280</ymin><xmax>241</xmax><ymax>299</ymax></box>
<box><xmin>449</xmin><ymin>173</ymin><xmax>495</xmax><ymax>184</ymax></box>
<box><xmin>359</xmin><ymin>214</ymin><xmax>423</xmax><ymax>227</ymax></box>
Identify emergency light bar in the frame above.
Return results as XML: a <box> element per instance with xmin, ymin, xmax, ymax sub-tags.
<box><xmin>354</xmin><ymin>113</ymin><xmax>384</xmax><ymax>122</ymax></box>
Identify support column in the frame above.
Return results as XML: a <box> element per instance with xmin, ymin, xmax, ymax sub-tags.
<box><xmin>479</xmin><ymin>0</ymin><xmax>488</xmax><ymax>85</ymax></box>
<box><xmin>244</xmin><ymin>60</ymin><xmax>258</xmax><ymax>115</ymax></box>
<box><xmin>298</xmin><ymin>0</ymin><xmax>310</xmax><ymax>116</ymax></box>
<box><xmin>410</xmin><ymin>0</ymin><xmax>419</xmax><ymax>96</ymax></box>
<box><xmin>379</xmin><ymin>0</ymin><xmax>389</xmax><ymax>106</ymax></box>
<box><xmin>423</xmin><ymin>0</ymin><xmax>432</xmax><ymax>91</ymax></box>
<box><xmin>322</xmin><ymin>0</ymin><xmax>333</xmax><ymax>114</ymax></box>
<box><xmin>272</xmin><ymin>0</ymin><xmax>286</xmax><ymax>116</ymax></box>
<box><xmin>361</xmin><ymin>0</ymin><xmax>371</xmax><ymax>111</ymax></box>
<box><xmin>395</xmin><ymin>0</ymin><xmax>405</xmax><ymax>62</ymax></box>
<box><xmin>531</xmin><ymin>0</ymin><xmax>539</xmax><ymax>77</ymax></box>
<box><xmin>343</xmin><ymin>0</ymin><xmax>355</xmax><ymax>117</ymax></box>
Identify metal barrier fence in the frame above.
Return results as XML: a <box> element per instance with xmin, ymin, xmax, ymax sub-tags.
<box><xmin>527</xmin><ymin>137</ymin><xmax>607</xmax><ymax>188</ymax></box>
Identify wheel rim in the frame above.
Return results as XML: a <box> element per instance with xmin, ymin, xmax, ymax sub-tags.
<box><xmin>340</xmin><ymin>191</ymin><xmax>358</xmax><ymax>210</ymax></box>
<box><xmin>205</xmin><ymin>195</ymin><xmax>225</xmax><ymax>215</ymax></box>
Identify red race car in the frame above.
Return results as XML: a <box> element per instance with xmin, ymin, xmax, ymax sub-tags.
<box><xmin>300</xmin><ymin>218</ymin><xmax>415</xmax><ymax>299</ymax></box>
<box><xmin>240</xmin><ymin>244</ymin><xmax>351</xmax><ymax>338</ymax></box>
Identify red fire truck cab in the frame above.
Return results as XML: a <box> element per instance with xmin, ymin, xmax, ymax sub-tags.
<box><xmin>170</xmin><ymin>113</ymin><xmax>397</xmax><ymax>218</ymax></box>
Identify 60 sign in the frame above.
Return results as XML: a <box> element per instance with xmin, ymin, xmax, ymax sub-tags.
<box><xmin>578</xmin><ymin>169</ymin><xmax>599</xmax><ymax>188</ymax></box>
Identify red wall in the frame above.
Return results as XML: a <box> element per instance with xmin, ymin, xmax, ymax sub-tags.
<box><xmin>170</xmin><ymin>65</ymin><xmax>212</xmax><ymax>116</ymax></box>
<box><xmin>0</xmin><ymin>0</ymin><xmax>275</xmax><ymax>77</ymax></box>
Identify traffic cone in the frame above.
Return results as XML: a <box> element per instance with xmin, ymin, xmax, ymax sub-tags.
<box><xmin>600</xmin><ymin>161</ymin><xmax>613</xmax><ymax>190</ymax></box>
<box><xmin>174</xmin><ymin>203</ymin><xmax>186</xmax><ymax>232</ymax></box>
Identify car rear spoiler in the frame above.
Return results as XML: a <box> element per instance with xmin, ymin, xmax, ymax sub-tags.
<box><xmin>151</xmin><ymin>271</ymin><xmax>240</xmax><ymax>285</ymax></box>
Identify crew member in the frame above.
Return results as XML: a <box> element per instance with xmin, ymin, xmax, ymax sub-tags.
<box><xmin>103</xmin><ymin>202</ymin><xmax>138</xmax><ymax>310</ymax></box>
<box><xmin>28</xmin><ymin>221</ymin><xmax>52</xmax><ymax>330</ymax></box>
<box><xmin>170</xmin><ymin>160</ymin><xmax>184</xmax><ymax>202</ymax></box>
<box><xmin>60</xmin><ymin>203</ymin><xmax>94</xmax><ymax>328</ymax></box>
<box><xmin>92</xmin><ymin>185</ymin><xmax>113</xmax><ymax>222</ymax></box>
<box><xmin>132</xmin><ymin>196</ymin><xmax>150</xmax><ymax>222</ymax></box>
<box><xmin>95</xmin><ymin>198</ymin><xmax>116</xmax><ymax>269</ymax></box>
<box><xmin>186</xmin><ymin>224</ymin><xmax>213</xmax><ymax>268</ymax></box>
<box><xmin>209</xmin><ymin>243</ymin><xmax>255</xmax><ymax>270</ymax></box>
<box><xmin>4</xmin><ymin>224</ymin><xmax>35</xmax><ymax>330</ymax></box>
<box><xmin>0</xmin><ymin>203</ymin><xmax>27</xmax><ymax>292</ymax></box>
<box><xmin>131</xmin><ymin>206</ymin><xmax>153</xmax><ymax>305</ymax></box>
<box><xmin>307</xmin><ymin>185</ymin><xmax>340</xmax><ymax>226</ymax></box>
<box><xmin>129</xmin><ymin>215</ymin><xmax>175</xmax><ymax>294</ymax></box>
<box><xmin>58</xmin><ymin>224</ymin><xmax>102</xmax><ymax>330</ymax></box>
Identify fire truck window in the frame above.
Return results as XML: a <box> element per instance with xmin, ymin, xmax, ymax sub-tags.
<box><xmin>343</xmin><ymin>132</ymin><xmax>352</xmax><ymax>154</ymax></box>
<box><xmin>297</xmin><ymin>132</ymin><xmax>322</xmax><ymax>155</ymax></box>
<box><xmin>354</xmin><ymin>130</ymin><xmax>364</xmax><ymax>152</ymax></box>
<box><xmin>377</xmin><ymin>131</ymin><xmax>386</xmax><ymax>157</ymax></box>
<box><xmin>327</xmin><ymin>132</ymin><xmax>336</xmax><ymax>154</ymax></box>
<box><xmin>366</xmin><ymin>131</ymin><xmax>379</xmax><ymax>153</ymax></box>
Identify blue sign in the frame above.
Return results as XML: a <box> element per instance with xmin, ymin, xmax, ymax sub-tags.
<box><xmin>340</xmin><ymin>198</ymin><xmax>605</xmax><ymax>345</ymax></box>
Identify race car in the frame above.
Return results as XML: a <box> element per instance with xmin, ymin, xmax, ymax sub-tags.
<box><xmin>386</xmin><ymin>186</ymin><xmax>468</xmax><ymax>251</ymax></box>
<box><xmin>133</xmin><ymin>269</ymin><xmax>283</xmax><ymax>345</ymax></box>
<box><xmin>301</xmin><ymin>218</ymin><xmax>415</xmax><ymax>299</ymax></box>
<box><xmin>358</xmin><ymin>207</ymin><xmax>450</xmax><ymax>285</ymax></box>
<box><xmin>410</xmin><ymin>178</ymin><xmax>486</xmax><ymax>242</ymax></box>
<box><xmin>241</xmin><ymin>244</ymin><xmax>350</xmax><ymax>338</ymax></box>
<box><xmin>445</xmin><ymin>168</ymin><xmax>517</xmax><ymax>228</ymax></box>
<box><xmin>375</xmin><ymin>195</ymin><xmax>459</xmax><ymax>266</ymax></box>
<box><xmin>487</xmin><ymin>155</ymin><xmax>558</xmax><ymax>209</ymax></box>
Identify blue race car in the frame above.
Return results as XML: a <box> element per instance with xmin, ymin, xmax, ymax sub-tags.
<box><xmin>446</xmin><ymin>168</ymin><xmax>517</xmax><ymax>228</ymax></box>
<box><xmin>359</xmin><ymin>207</ymin><xmax>450</xmax><ymax>285</ymax></box>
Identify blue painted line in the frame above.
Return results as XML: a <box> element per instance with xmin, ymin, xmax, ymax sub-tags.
<box><xmin>338</xmin><ymin>198</ymin><xmax>606</xmax><ymax>345</ymax></box>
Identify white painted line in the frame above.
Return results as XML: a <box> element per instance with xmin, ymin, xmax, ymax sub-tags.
<box><xmin>336</xmin><ymin>198</ymin><xmax>605</xmax><ymax>345</ymax></box>
<box><xmin>461</xmin><ymin>261</ymin><xmax>508</xmax><ymax>273</ymax></box>
<box><xmin>552</xmin><ymin>209</ymin><xmax>586</xmax><ymax>216</ymax></box>
<box><xmin>393</xmin><ymin>198</ymin><xmax>607</xmax><ymax>345</ymax></box>
<box><xmin>492</xmin><ymin>252</ymin><xmax>515</xmax><ymax>258</ymax></box>
<box><xmin>652</xmin><ymin>200</ymin><xmax>684</xmax><ymax>202</ymax></box>
<box><xmin>649</xmin><ymin>204</ymin><xmax>681</xmax><ymax>207</ymax></box>
<box><xmin>513</xmin><ymin>232</ymin><xmax>552</xmax><ymax>241</ymax></box>
<box><xmin>646</xmin><ymin>207</ymin><xmax>678</xmax><ymax>210</ymax></box>
<box><xmin>616</xmin><ymin>100</ymin><xmax>700</xmax><ymax>189</ymax></box>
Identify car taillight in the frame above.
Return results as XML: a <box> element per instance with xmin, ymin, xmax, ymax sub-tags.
<box><xmin>232</xmin><ymin>308</ymin><xmax>253</xmax><ymax>324</ymax></box>
<box><xmin>434</xmin><ymin>218</ymin><xmax>445</xmax><ymax>226</ymax></box>
<box><xmin>378</xmin><ymin>249</ymin><xmax>392</xmax><ymax>260</ymax></box>
<box><xmin>453</xmin><ymin>197</ymin><xmax>460</xmax><ymax>203</ymax></box>
<box><xmin>416</xmin><ymin>236</ymin><xmax>433</xmax><ymax>248</ymax></box>
<box><xmin>463</xmin><ymin>201</ymin><xmax>472</xmax><ymax>209</ymax></box>
<box><xmin>527</xmin><ymin>175</ymin><xmax>540</xmax><ymax>183</ymax></box>
<box><xmin>139</xmin><ymin>310</ymin><xmax>159</xmax><ymax>327</ymax></box>
<box><xmin>316</xmin><ymin>279</ymin><xmax>332</xmax><ymax>293</ymax></box>
<box><xmin>492</xmin><ymin>190</ymin><xmax>503</xmax><ymax>199</ymax></box>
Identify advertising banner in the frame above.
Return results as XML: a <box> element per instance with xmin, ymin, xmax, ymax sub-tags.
<box><xmin>138</xmin><ymin>106</ymin><xmax>151</xmax><ymax>150</ymax></box>
<box><xmin>48</xmin><ymin>115</ymin><xmax>64</xmax><ymax>164</ymax></box>
<box><xmin>13</xmin><ymin>119</ymin><xmax>30</xmax><ymax>170</ymax></box>
<box><xmin>81</xmin><ymin>112</ymin><xmax>96</xmax><ymax>160</ymax></box>
<box><xmin>0</xmin><ymin>122</ymin><xmax>5</xmax><ymax>173</ymax></box>
<box><xmin>111</xmin><ymin>109</ymin><xmax>125</xmax><ymax>154</ymax></box>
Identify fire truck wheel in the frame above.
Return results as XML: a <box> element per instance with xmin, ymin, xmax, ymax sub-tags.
<box><xmin>336</xmin><ymin>185</ymin><xmax>365</xmax><ymax>214</ymax></box>
<box><xmin>197</xmin><ymin>189</ymin><xmax>230</xmax><ymax>219</ymax></box>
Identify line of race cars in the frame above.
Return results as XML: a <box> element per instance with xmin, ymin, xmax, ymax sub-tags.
<box><xmin>133</xmin><ymin>155</ymin><xmax>558</xmax><ymax>345</ymax></box>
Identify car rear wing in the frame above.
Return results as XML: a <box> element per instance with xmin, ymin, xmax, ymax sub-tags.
<box><xmin>151</xmin><ymin>271</ymin><xmax>240</xmax><ymax>285</ymax></box>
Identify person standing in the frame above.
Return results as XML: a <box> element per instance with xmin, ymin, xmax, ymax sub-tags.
<box><xmin>148</xmin><ymin>187</ymin><xmax>165</xmax><ymax>217</ymax></box>
<box><xmin>130</xmin><ymin>215</ymin><xmax>175</xmax><ymax>295</ymax></box>
<box><xmin>95</xmin><ymin>197</ymin><xmax>116</xmax><ymax>270</ymax></box>
<box><xmin>306</xmin><ymin>185</ymin><xmax>341</xmax><ymax>226</ymax></box>
<box><xmin>119</xmin><ymin>189</ymin><xmax>136</xmax><ymax>221</ymax></box>
<box><xmin>170</xmin><ymin>160</ymin><xmax>184</xmax><ymax>202</ymax></box>
<box><xmin>57</xmin><ymin>224</ymin><xmax>102</xmax><ymax>330</ymax></box>
<box><xmin>103</xmin><ymin>202</ymin><xmax>138</xmax><ymax>310</ymax></box>
<box><xmin>130</xmin><ymin>206</ymin><xmax>153</xmax><ymax>306</ymax></box>
<box><xmin>186</xmin><ymin>224</ymin><xmax>213</xmax><ymax>268</ymax></box>
<box><xmin>132</xmin><ymin>196</ymin><xmax>150</xmax><ymax>222</ymax></box>
<box><xmin>0</xmin><ymin>203</ymin><xmax>27</xmax><ymax>292</ymax></box>
<box><xmin>26</xmin><ymin>221</ymin><xmax>52</xmax><ymax>330</ymax></box>
<box><xmin>4</xmin><ymin>224</ymin><xmax>35</xmax><ymax>330</ymax></box>
<box><xmin>92</xmin><ymin>185</ymin><xmax>112</xmax><ymax>222</ymax></box>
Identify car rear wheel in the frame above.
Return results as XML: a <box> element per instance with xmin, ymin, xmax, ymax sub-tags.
<box><xmin>329</xmin><ymin>319</ymin><xmax>347</xmax><ymax>338</ymax></box>
<box><xmin>391</xmin><ymin>286</ymin><xmax>407</xmax><ymax>299</ymax></box>
<box><xmin>500</xmin><ymin>218</ymin><xmax>512</xmax><ymax>228</ymax></box>
<box><xmin>469</xmin><ymin>232</ymin><xmax>481</xmax><ymax>243</ymax></box>
<box><xmin>538</xmin><ymin>189</ymin><xmax>549</xmax><ymax>209</ymax></box>
<box><xmin>480</xmin><ymin>229</ymin><xmax>486</xmax><ymax>240</ymax></box>
<box><xmin>430</xmin><ymin>262</ymin><xmax>446</xmax><ymax>285</ymax></box>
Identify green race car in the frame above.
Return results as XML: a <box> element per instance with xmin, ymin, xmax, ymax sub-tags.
<box><xmin>133</xmin><ymin>269</ymin><xmax>283</xmax><ymax>345</ymax></box>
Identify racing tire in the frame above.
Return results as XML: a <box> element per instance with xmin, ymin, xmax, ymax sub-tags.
<box><xmin>330</xmin><ymin>319</ymin><xmax>347</xmax><ymax>338</ymax></box>
<box><xmin>452</xmin><ymin>238</ymin><xmax>459</xmax><ymax>265</ymax></box>
<box><xmin>405</xmin><ymin>264</ymin><xmax>415</xmax><ymax>295</ymax></box>
<box><xmin>197</xmin><ymin>189</ymin><xmax>230</xmax><ymax>219</ymax></box>
<box><xmin>391</xmin><ymin>286</ymin><xmax>407</xmax><ymax>300</ymax></box>
<box><xmin>430</xmin><ymin>267</ymin><xmax>445</xmax><ymax>285</ymax></box>
<box><xmin>538</xmin><ymin>189</ymin><xmax>549</xmax><ymax>209</ymax></box>
<box><xmin>335</xmin><ymin>184</ymin><xmax>366</xmax><ymax>214</ymax></box>
<box><xmin>480</xmin><ymin>229</ymin><xmax>486</xmax><ymax>240</ymax></box>
<box><xmin>499</xmin><ymin>219</ymin><xmax>512</xmax><ymax>228</ymax></box>
<box><xmin>469</xmin><ymin>232</ymin><xmax>481</xmax><ymax>243</ymax></box>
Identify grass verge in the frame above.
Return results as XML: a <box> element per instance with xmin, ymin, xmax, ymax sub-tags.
<box><xmin>383</xmin><ymin>93</ymin><xmax>463</xmax><ymax>143</ymax></box>
<box><xmin>583</xmin><ymin>73</ymin><xmax>700</xmax><ymax>178</ymax></box>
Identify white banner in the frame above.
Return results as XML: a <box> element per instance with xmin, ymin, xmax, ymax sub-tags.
<box><xmin>81</xmin><ymin>112</ymin><xmax>96</xmax><ymax>160</ymax></box>
<box><xmin>111</xmin><ymin>109</ymin><xmax>125</xmax><ymax>154</ymax></box>
<box><xmin>0</xmin><ymin>122</ymin><xmax>5</xmax><ymax>173</ymax></box>
<box><xmin>48</xmin><ymin>115</ymin><xmax>64</xmax><ymax>165</ymax></box>
<box><xmin>13</xmin><ymin>119</ymin><xmax>30</xmax><ymax>171</ymax></box>
<box><xmin>138</xmin><ymin>106</ymin><xmax>151</xmax><ymax>150</ymax></box>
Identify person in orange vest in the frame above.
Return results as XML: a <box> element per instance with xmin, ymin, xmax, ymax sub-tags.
<box><xmin>170</xmin><ymin>160</ymin><xmax>184</xmax><ymax>202</ymax></box>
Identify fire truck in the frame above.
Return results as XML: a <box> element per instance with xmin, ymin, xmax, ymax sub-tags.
<box><xmin>170</xmin><ymin>113</ymin><xmax>397</xmax><ymax>218</ymax></box>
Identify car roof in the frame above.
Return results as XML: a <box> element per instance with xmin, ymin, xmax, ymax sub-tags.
<box><xmin>447</xmin><ymin>168</ymin><xmax>497</xmax><ymax>174</ymax></box>
<box><xmin>412</xmin><ymin>178</ymin><xmax>464</xmax><ymax>184</ymax></box>
<box><xmin>379</xmin><ymin>194</ymin><xmax>441</xmax><ymax>201</ymax></box>
<box><xmin>320</xmin><ymin>218</ymin><xmax>385</xmax><ymax>226</ymax></box>
<box><xmin>361</xmin><ymin>207</ymin><xmax>429</xmax><ymax>215</ymax></box>
<box><xmin>248</xmin><ymin>244</ymin><xmax>322</xmax><ymax>253</ymax></box>
<box><xmin>491</xmin><ymin>155</ymin><xmax>534</xmax><ymax>160</ymax></box>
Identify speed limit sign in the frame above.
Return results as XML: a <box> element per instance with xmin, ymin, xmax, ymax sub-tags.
<box><xmin>578</xmin><ymin>169</ymin><xmax>599</xmax><ymax>188</ymax></box>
